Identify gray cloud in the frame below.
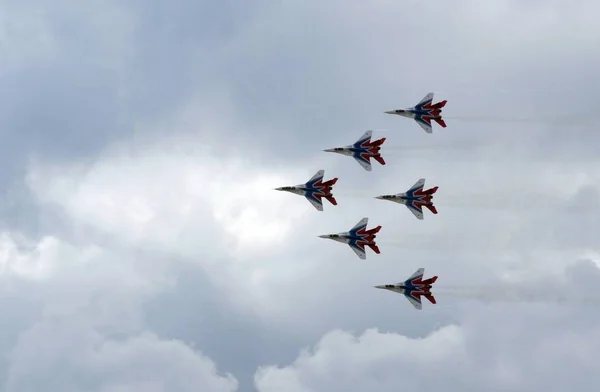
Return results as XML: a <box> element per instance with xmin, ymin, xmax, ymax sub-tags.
<box><xmin>0</xmin><ymin>0</ymin><xmax>599</xmax><ymax>391</ymax></box>
<box><xmin>6</xmin><ymin>318</ymin><xmax>238</xmax><ymax>392</ymax></box>
<box><xmin>254</xmin><ymin>262</ymin><xmax>600</xmax><ymax>392</ymax></box>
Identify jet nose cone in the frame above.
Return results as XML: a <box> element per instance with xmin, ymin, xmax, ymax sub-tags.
<box><xmin>374</xmin><ymin>195</ymin><xmax>384</xmax><ymax>200</ymax></box>
<box><xmin>384</xmin><ymin>110</ymin><xmax>396</xmax><ymax>115</ymax></box>
<box><xmin>274</xmin><ymin>187</ymin><xmax>283</xmax><ymax>191</ymax></box>
<box><xmin>318</xmin><ymin>234</ymin><xmax>329</xmax><ymax>239</ymax></box>
<box><xmin>323</xmin><ymin>148</ymin><xmax>335</xmax><ymax>153</ymax></box>
<box><xmin>374</xmin><ymin>285</ymin><xmax>386</xmax><ymax>289</ymax></box>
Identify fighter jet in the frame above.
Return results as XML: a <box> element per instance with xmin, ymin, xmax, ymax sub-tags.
<box><xmin>374</xmin><ymin>268</ymin><xmax>438</xmax><ymax>310</ymax></box>
<box><xmin>323</xmin><ymin>130</ymin><xmax>386</xmax><ymax>171</ymax></box>
<box><xmin>275</xmin><ymin>170</ymin><xmax>338</xmax><ymax>211</ymax></box>
<box><xmin>375</xmin><ymin>178</ymin><xmax>438</xmax><ymax>220</ymax></box>
<box><xmin>318</xmin><ymin>217</ymin><xmax>381</xmax><ymax>259</ymax></box>
<box><xmin>384</xmin><ymin>92</ymin><xmax>447</xmax><ymax>133</ymax></box>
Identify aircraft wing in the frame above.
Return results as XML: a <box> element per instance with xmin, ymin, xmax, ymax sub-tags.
<box><xmin>405</xmin><ymin>202</ymin><xmax>424</xmax><ymax>220</ymax></box>
<box><xmin>349</xmin><ymin>243</ymin><xmax>367</xmax><ymax>259</ymax></box>
<box><xmin>307</xmin><ymin>170</ymin><xmax>324</xmax><ymax>184</ymax></box>
<box><xmin>405</xmin><ymin>268</ymin><xmax>425</xmax><ymax>284</ymax></box>
<box><xmin>353</xmin><ymin>130</ymin><xmax>372</xmax><ymax>147</ymax></box>
<box><xmin>416</xmin><ymin>92</ymin><xmax>434</xmax><ymax>108</ymax></box>
<box><xmin>414</xmin><ymin>116</ymin><xmax>433</xmax><ymax>133</ymax></box>
<box><xmin>353</xmin><ymin>155</ymin><xmax>372</xmax><ymax>171</ymax></box>
<box><xmin>404</xmin><ymin>293</ymin><xmax>423</xmax><ymax>310</ymax></box>
<box><xmin>351</xmin><ymin>217</ymin><xmax>368</xmax><ymax>232</ymax></box>
<box><xmin>408</xmin><ymin>178</ymin><xmax>426</xmax><ymax>193</ymax></box>
<box><xmin>305</xmin><ymin>195</ymin><xmax>324</xmax><ymax>211</ymax></box>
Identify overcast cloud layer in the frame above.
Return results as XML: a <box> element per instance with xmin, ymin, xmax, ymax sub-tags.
<box><xmin>1</xmin><ymin>1</ymin><xmax>599</xmax><ymax>391</ymax></box>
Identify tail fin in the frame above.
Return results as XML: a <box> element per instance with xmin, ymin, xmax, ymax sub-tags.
<box><xmin>423</xmin><ymin>186</ymin><xmax>438</xmax><ymax>195</ymax></box>
<box><xmin>424</xmin><ymin>204</ymin><xmax>438</xmax><ymax>214</ymax></box>
<box><xmin>431</xmin><ymin>100</ymin><xmax>447</xmax><ymax>109</ymax></box>
<box><xmin>370</xmin><ymin>137</ymin><xmax>386</xmax><ymax>147</ymax></box>
<box><xmin>321</xmin><ymin>177</ymin><xmax>338</xmax><ymax>206</ymax></box>
<box><xmin>368</xmin><ymin>138</ymin><xmax>385</xmax><ymax>166</ymax></box>
<box><xmin>366</xmin><ymin>225</ymin><xmax>382</xmax><ymax>254</ymax></box>
<box><xmin>420</xmin><ymin>276</ymin><xmax>438</xmax><ymax>285</ymax></box>
<box><xmin>434</xmin><ymin>117</ymin><xmax>447</xmax><ymax>127</ymax></box>
<box><xmin>373</xmin><ymin>155</ymin><xmax>386</xmax><ymax>165</ymax></box>
<box><xmin>366</xmin><ymin>225</ymin><xmax>382</xmax><ymax>235</ymax></box>
<box><xmin>425</xmin><ymin>294</ymin><xmax>436</xmax><ymax>304</ymax></box>
<box><xmin>367</xmin><ymin>243</ymin><xmax>381</xmax><ymax>254</ymax></box>
<box><xmin>321</xmin><ymin>177</ymin><xmax>338</xmax><ymax>187</ymax></box>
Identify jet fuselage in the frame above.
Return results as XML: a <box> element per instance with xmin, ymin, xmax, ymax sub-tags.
<box><xmin>376</xmin><ymin>193</ymin><xmax>433</xmax><ymax>204</ymax></box>
<box><xmin>319</xmin><ymin>232</ymin><xmax>376</xmax><ymax>244</ymax></box>
<box><xmin>275</xmin><ymin>186</ymin><xmax>306</xmax><ymax>196</ymax></box>
<box><xmin>385</xmin><ymin>107</ymin><xmax>442</xmax><ymax>118</ymax></box>
<box><xmin>276</xmin><ymin>184</ymin><xmax>333</xmax><ymax>196</ymax></box>
<box><xmin>375</xmin><ymin>284</ymin><xmax>432</xmax><ymax>295</ymax></box>
<box><xmin>325</xmin><ymin>146</ymin><xmax>381</xmax><ymax>156</ymax></box>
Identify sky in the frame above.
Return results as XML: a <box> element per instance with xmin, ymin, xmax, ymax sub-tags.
<box><xmin>0</xmin><ymin>0</ymin><xmax>599</xmax><ymax>391</ymax></box>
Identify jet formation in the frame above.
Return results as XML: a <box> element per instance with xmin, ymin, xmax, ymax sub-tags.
<box><xmin>275</xmin><ymin>92</ymin><xmax>445</xmax><ymax>310</ymax></box>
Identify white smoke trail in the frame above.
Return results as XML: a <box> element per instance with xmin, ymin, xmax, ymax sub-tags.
<box><xmin>444</xmin><ymin>114</ymin><xmax>596</xmax><ymax>126</ymax></box>
<box><xmin>334</xmin><ymin>192</ymin><xmax>587</xmax><ymax>213</ymax></box>
<box><xmin>434</xmin><ymin>286</ymin><xmax>600</xmax><ymax>306</ymax></box>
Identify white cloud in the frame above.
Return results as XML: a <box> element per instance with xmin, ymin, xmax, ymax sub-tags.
<box><xmin>24</xmin><ymin>135</ymin><xmax>324</xmax><ymax>317</ymax></box>
<box><xmin>6</xmin><ymin>321</ymin><xmax>238</xmax><ymax>392</ymax></box>
<box><xmin>254</xmin><ymin>260</ymin><xmax>600</xmax><ymax>391</ymax></box>
<box><xmin>255</xmin><ymin>302</ymin><xmax>600</xmax><ymax>391</ymax></box>
<box><xmin>26</xmin><ymin>140</ymin><xmax>310</xmax><ymax>257</ymax></box>
<box><xmin>22</xmin><ymin>118</ymin><xmax>600</xmax><ymax>331</ymax></box>
<box><xmin>0</xmin><ymin>227</ymin><xmax>239</xmax><ymax>391</ymax></box>
<box><xmin>3</xmin><ymin>1</ymin><xmax>600</xmax><ymax>390</ymax></box>
<box><xmin>254</xmin><ymin>326</ymin><xmax>470</xmax><ymax>392</ymax></box>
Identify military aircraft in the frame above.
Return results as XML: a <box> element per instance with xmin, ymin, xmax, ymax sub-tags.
<box><xmin>275</xmin><ymin>170</ymin><xmax>338</xmax><ymax>211</ymax></box>
<box><xmin>384</xmin><ymin>92</ymin><xmax>447</xmax><ymax>133</ymax></box>
<box><xmin>374</xmin><ymin>268</ymin><xmax>438</xmax><ymax>310</ymax></box>
<box><xmin>375</xmin><ymin>178</ymin><xmax>438</xmax><ymax>220</ymax></box>
<box><xmin>323</xmin><ymin>130</ymin><xmax>386</xmax><ymax>171</ymax></box>
<box><xmin>318</xmin><ymin>217</ymin><xmax>381</xmax><ymax>259</ymax></box>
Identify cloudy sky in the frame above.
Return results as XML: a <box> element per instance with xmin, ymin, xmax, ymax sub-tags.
<box><xmin>0</xmin><ymin>0</ymin><xmax>599</xmax><ymax>391</ymax></box>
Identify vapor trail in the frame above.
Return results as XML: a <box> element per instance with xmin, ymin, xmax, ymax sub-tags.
<box><xmin>444</xmin><ymin>114</ymin><xmax>596</xmax><ymax>125</ymax></box>
<box><xmin>383</xmin><ymin>141</ymin><xmax>484</xmax><ymax>152</ymax></box>
<box><xmin>376</xmin><ymin>239</ymin><xmax>574</xmax><ymax>252</ymax></box>
<box><xmin>434</xmin><ymin>287</ymin><xmax>600</xmax><ymax>306</ymax></box>
<box><xmin>336</xmin><ymin>192</ymin><xmax>585</xmax><ymax>213</ymax></box>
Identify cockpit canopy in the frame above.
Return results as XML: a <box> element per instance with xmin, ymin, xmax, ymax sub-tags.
<box><xmin>384</xmin><ymin>284</ymin><xmax>395</xmax><ymax>288</ymax></box>
<box><xmin>334</xmin><ymin>148</ymin><xmax>344</xmax><ymax>151</ymax></box>
<box><xmin>280</xmin><ymin>186</ymin><xmax>294</xmax><ymax>190</ymax></box>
